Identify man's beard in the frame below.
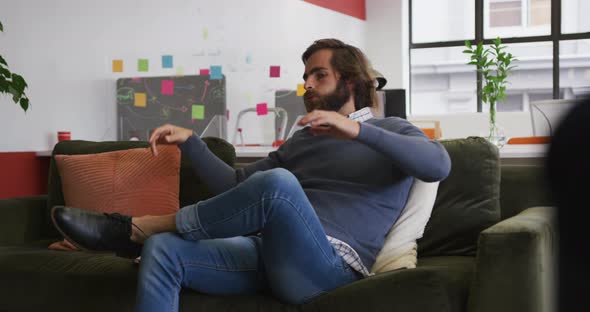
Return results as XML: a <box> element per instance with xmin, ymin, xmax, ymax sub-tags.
<box><xmin>303</xmin><ymin>79</ymin><xmax>351</xmax><ymax>112</ymax></box>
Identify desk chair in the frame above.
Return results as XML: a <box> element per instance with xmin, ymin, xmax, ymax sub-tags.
<box><xmin>232</xmin><ymin>107</ymin><xmax>288</xmax><ymax>146</ymax></box>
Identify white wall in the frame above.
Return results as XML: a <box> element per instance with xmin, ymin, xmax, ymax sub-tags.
<box><xmin>365</xmin><ymin>0</ymin><xmax>407</xmax><ymax>90</ymax></box>
<box><xmin>0</xmin><ymin>0</ymin><xmax>367</xmax><ymax>152</ymax></box>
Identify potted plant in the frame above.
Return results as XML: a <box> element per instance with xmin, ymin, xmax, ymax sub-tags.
<box><xmin>463</xmin><ymin>37</ymin><xmax>517</xmax><ymax>148</ymax></box>
<box><xmin>0</xmin><ymin>20</ymin><xmax>30</xmax><ymax>112</ymax></box>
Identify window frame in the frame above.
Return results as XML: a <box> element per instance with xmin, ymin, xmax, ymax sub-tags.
<box><xmin>409</xmin><ymin>0</ymin><xmax>590</xmax><ymax>114</ymax></box>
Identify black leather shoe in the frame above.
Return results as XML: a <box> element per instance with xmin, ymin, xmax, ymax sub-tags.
<box><xmin>50</xmin><ymin>206</ymin><xmax>142</xmax><ymax>258</ymax></box>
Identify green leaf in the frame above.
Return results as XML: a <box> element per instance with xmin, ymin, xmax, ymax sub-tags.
<box><xmin>462</xmin><ymin>49</ymin><xmax>473</xmax><ymax>54</ymax></box>
<box><xmin>0</xmin><ymin>55</ymin><xmax>7</xmax><ymax>67</ymax></box>
<box><xmin>0</xmin><ymin>79</ymin><xmax>7</xmax><ymax>92</ymax></box>
<box><xmin>0</xmin><ymin>21</ymin><xmax>3</xmax><ymax>32</ymax></box>
<box><xmin>494</xmin><ymin>37</ymin><xmax>502</xmax><ymax>46</ymax></box>
<box><xmin>11</xmin><ymin>73</ymin><xmax>27</xmax><ymax>93</ymax></box>
<box><xmin>19</xmin><ymin>97</ymin><xmax>29</xmax><ymax>112</ymax></box>
<box><xmin>465</xmin><ymin>40</ymin><xmax>472</xmax><ymax>48</ymax></box>
<box><xmin>0</xmin><ymin>67</ymin><xmax>11</xmax><ymax>78</ymax></box>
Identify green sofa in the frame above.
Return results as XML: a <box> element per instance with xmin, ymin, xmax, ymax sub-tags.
<box><xmin>0</xmin><ymin>137</ymin><xmax>556</xmax><ymax>312</ymax></box>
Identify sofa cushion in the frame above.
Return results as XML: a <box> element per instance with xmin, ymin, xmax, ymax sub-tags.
<box><xmin>0</xmin><ymin>245</ymin><xmax>474</xmax><ymax>312</ymax></box>
<box><xmin>371</xmin><ymin>179</ymin><xmax>440</xmax><ymax>273</ymax></box>
<box><xmin>0</xmin><ymin>246</ymin><xmax>139</xmax><ymax>312</ymax></box>
<box><xmin>44</xmin><ymin>137</ymin><xmax>236</xmax><ymax>239</ymax></box>
<box><xmin>54</xmin><ymin>145</ymin><xmax>180</xmax><ymax>217</ymax></box>
<box><xmin>305</xmin><ymin>256</ymin><xmax>475</xmax><ymax>312</ymax></box>
<box><xmin>0</xmin><ymin>245</ymin><xmax>295</xmax><ymax>312</ymax></box>
<box><xmin>418</xmin><ymin>137</ymin><xmax>501</xmax><ymax>257</ymax></box>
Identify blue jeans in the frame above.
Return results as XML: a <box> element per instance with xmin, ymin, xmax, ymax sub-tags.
<box><xmin>135</xmin><ymin>168</ymin><xmax>360</xmax><ymax>312</ymax></box>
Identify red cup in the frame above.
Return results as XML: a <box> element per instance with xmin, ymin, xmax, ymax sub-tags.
<box><xmin>58</xmin><ymin>131</ymin><xmax>71</xmax><ymax>142</ymax></box>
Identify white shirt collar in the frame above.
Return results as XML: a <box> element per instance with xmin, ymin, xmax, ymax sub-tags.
<box><xmin>348</xmin><ymin>107</ymin><xmax>374</xmax><ymax>123</ymax></box>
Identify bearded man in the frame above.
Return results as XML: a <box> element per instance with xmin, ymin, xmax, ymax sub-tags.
<box><xmin>51</xmin><ymin>38</ymin><xmax>451</xmax><ymax>311</ymax></box>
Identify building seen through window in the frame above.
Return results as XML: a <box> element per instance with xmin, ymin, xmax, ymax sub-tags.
<box><xmin>410</xmin><ymin>0</ymin><xmax>590</xmax><ymax>115</ymax></box>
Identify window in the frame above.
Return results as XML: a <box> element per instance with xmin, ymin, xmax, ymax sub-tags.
<box><xmin>411</xmin><ymin>0</ymin><xmax>475</xmax><ymax>44</ymax></box>
<box><xmin>410</xmin><ymin>47</ymin><xmax>477</xmax><ymax>114</ymax></box>
<box><xmin>560</xmin><ymin>39</ymin><xmax>590</xmax><ymax>98</ymax></box>
<box><xmin>530</xmin><ymin>0</ymin><xmax>551</xmax><ymax>26</ymax></box>
<box><xmin>489</xmin><ymin>0</ymin><xmax>522</xmax><ymax>27</ymax></box>
<box><xmin>410</xmin><ymin>0</ymin><xmax>590</xmax><ymax>115</ymax></box>
<box><xmin>485</xmin><ymin>0</ymin><xmax>551</xmax><ymax>38</ymax></box>
<box><xmin>562</xmin><ymin>0</ymin><xmax>590</xmax><ymax>34</ymax></box>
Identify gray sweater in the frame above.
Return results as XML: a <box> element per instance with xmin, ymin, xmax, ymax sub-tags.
<box><xmin>178</xmin><ymin>117</ymin><xmax>451</xmax><ymax>268</ymax></box>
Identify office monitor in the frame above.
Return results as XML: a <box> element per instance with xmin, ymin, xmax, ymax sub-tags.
<box><xmin>529</xmin><ymin>99</ymin><xmax>579</xmax><ymax>136</ymax></box>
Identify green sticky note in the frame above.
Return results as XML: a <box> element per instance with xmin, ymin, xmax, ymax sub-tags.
<box><xmin>138</xmin><ymin>59</ymin><xmax>149</xmax><ymax>72</ymax></box>
<box><xmin>192</xmin><ymin>105</ymin><xmax>204</xmax><ymax>120</ymax></box>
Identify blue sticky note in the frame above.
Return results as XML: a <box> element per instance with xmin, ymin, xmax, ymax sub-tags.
<box><xmin>210</xmin><ymin>65</ymin><xmax>222</xmax><ymax>80</ymax></box>
<box><xmin>162</xmin><ymin>55</ymin><xmax>173</xmax><ymax>68</ymax></box>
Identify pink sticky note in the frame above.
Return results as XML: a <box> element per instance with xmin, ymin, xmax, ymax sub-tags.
<box><xmin>161</xmin><ymin>80</ymin><xmax>174</xmax><ymax>95</ymax></box>
<box><xmin>200</xmin><ymin>69</ymin><xmax>210</xmax><ymax>75</ymax></box>
<box><xmin>270</xmin><ymin>66</ymin><xmax>280</xmax><ymax>78</ymax></box>
<box><xmin>256</xmin><ymin>103</ymin><xmax>268</xmax><ymax>115</ymax></box>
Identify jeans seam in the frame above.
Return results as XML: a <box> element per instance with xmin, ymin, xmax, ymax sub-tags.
<box><xmin>171</xmin><ymin>266</ymin><xmax>181</xmax><ymax>312</ymax></box>
<box><xmin>301</xmin><ymin>289</ymin><xmax>327</xmax><ymax>303</ymax></box>
<box><xmin>260</xmin><ymin>194</ymin><xmax>335</xmax><ymax>267</ymax></box>
<box><xmin>177</xmin><ymin>202</ymin><xmax>211</xmax><ymax>239</ymax></box>
<box><xmin>193</xmin><ymin>202</ymin><xmax>211</xmax><ymax>239</ymax></box>
<box><xmin>181</xmin><ymin>261</ymin><xmax>259</xmax><ymax>272</ymax></box>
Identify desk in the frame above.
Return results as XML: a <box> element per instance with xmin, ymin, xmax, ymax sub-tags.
<box><xmin>499</xmin><ymin>144</ymin><xmax>548</xmax><ymax>165</ymax></box>
<box><xmin>234</xmin><ymin>146</ymin><xmax>276</xmax><ymax>164</ymax></box>
<box><xmin>233</xmin><ymin>144</ymin><xmax>549</xmax><ymax>165</ymax></box>
<box><xmin>499</xmin><ymin>144</ymin><xmax>548</xmax><ymax>158</ymax></box>
<box><xmin>37</xmin><ymin>143</ymin><xmax>549</xmax><ymax>166</ymax></box>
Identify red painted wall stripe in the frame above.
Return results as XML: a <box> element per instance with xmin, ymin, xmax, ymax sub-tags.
<box><xmin>304</xmin><ymin>0</ymin><xmax>366</xmax><ymax>20</ymax></box>
<box><xmin>0</xmin><ymin>152</ymin><xmax>49</xmax><ymax>199</ymax></box>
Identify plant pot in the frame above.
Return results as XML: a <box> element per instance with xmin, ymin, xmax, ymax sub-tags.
<box><xmin>486</xmin><ymin>103</ymin><xmax>507</xmax><ymax>148</ymax></box>
<box><xmin>487</xmin><ymin>122</ymin><xmax>507</xmax><ymax>148</ymax></box>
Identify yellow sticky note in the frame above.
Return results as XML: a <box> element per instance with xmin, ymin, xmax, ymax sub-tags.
<box><xmin>297</xmin><ymin>84</ymin><xmax>306</xmax><ymax>96</ymax></box>
<box><xmin>112</xmin><ymin>60</ymin><xmax>123</xmax><ymax>72</ymax></box>
<box><xmin>176</xmin><ymin>66</ymin><xmax>184</xmax><ymax>76</ymax></box>
<box><xmin>134</xmin><ymin>93</ymin><xmax>147</xmax><ymax>107</ymax></box>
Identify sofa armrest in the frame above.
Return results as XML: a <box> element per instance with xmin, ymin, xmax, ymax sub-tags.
<box><xmin>0</xmin><ymin>195</ymin><xmax>49</xmax><ymax>245</ymax></box>
<box><xmin>467</xmin><ymin>206</ymin><xmax>556</xmax><ymax>312</ymax></box>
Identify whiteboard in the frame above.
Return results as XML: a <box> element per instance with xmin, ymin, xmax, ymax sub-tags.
<box><xmin>116</xmin><ymin>75</ymin><xmax>226</xmax><ymax>141</ymax></box>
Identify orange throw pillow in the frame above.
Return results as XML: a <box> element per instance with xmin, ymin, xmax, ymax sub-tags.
<box><xmin>48</xmin><ymin>145</ymin><xmax>181</xmax><ymax>251</ymax></box>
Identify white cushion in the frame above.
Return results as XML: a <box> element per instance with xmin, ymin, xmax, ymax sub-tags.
<box><xmin>370</xmin><ymin>178</ymin><xmax>440</xmax><ymax>274</ymax></box>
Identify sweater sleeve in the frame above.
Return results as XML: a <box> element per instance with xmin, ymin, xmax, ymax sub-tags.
<box><xmin>355</xmin><ymin>119</ymin><xmax>451</xmax><ymax>182</ymax></box>
<box><xmin>178</xmin><ymin>135</ymin><xmax>283</xmax><ymax>195</ymax></box>
<box><xmin>178</xmin><ymin>135</ymin><xmax>238</xmax><ymax>195</ymax></box>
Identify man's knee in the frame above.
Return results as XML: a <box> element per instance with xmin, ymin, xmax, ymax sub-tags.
<box><xmin>141</xmin><ymin>232</ymin><xmax>177</xmax><ymax>263</ymax></box>
<box><xmin>249</xmin><ymin>168</ymin><xmax>299</xmax><ymax>192</ymax></box>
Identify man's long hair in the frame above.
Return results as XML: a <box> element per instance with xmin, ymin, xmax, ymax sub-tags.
<box><xmin>302</xmin><ymin>39</ymin><xmax>377</xmax><ymax>111</ymax></box>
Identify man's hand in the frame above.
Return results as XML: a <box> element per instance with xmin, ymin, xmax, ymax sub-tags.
<box><xmin>298</xmin><ymin>110</ymin><xmax>360</xmax><ymax>140</ymax></box>
<box><xmin>148</xmin><ymin>124</ymin><xmax>193</xmax><ymax>156</ymax></box>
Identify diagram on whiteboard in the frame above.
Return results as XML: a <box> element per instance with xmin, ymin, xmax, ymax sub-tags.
<box><xmin>116</xmin><ymin>75</ymin><xmax>227</xmax><ymax>141</ymax></box>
